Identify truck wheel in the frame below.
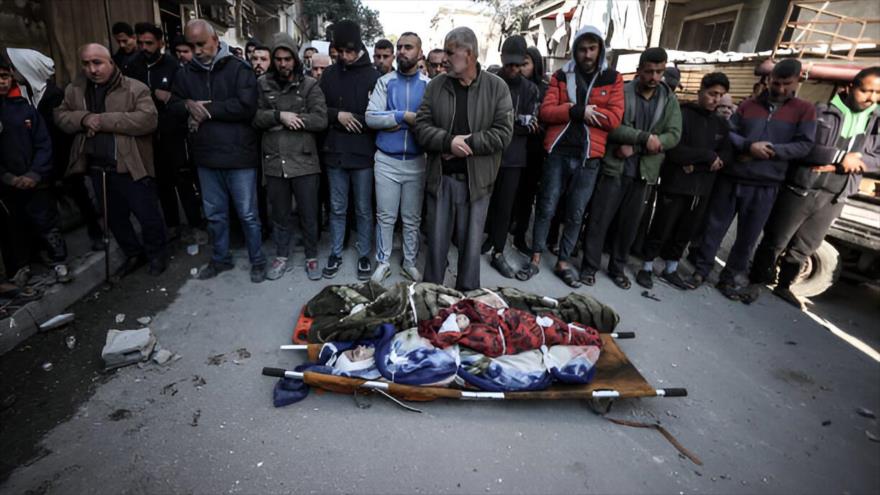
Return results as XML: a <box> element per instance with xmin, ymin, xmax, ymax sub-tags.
<box><xmin>791</xmin><ymin>241</ymin><xmax>841</xmax><ymax>298</ymax></box>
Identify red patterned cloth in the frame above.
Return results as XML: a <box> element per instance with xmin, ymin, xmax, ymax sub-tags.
<box><xmin>417</xmin><ymin>299</ymin><xmax>602</xmax><ymax>357</ymax></box>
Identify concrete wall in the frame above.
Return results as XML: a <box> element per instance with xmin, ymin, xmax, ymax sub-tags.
<box><xmin>660</xmin><ymin>0</ymin><xmax>780</xmax><ymax>53</ymax></box>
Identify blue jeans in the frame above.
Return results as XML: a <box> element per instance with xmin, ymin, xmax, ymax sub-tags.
<box><xmin>197</xmin><ymin>167</ymin><xmax>266</xmax><ymax>267</ymax></box>
<box><xmin>327</xmin><ymin>166</ymin><xmax>374</xmax><ymax>258</ymax></box>
<box><xmin>531</xmin><ymin>154</ymin><xmax>600</xmax><ymax>262</ymax></box>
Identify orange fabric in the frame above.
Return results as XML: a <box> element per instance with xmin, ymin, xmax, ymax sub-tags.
<box><xmin>293</xmin><ymin>306</ymin><xmax>313</xmax><ymax>344</ymax></box>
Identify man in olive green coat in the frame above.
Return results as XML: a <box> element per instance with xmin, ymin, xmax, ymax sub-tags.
<box><xmin>580</xmin><ymin>47</ymin><xmax>681</xmax><ymax>289</ymax></box>
<box><xmin>253</xmin><ymin>32</ymin><xmax>328</xmax><ymax>281</ymax></box>
<box><xmin>414</xmin><ymin>27</ymin><xmax>513</xmax><ymax>291</ymax></box>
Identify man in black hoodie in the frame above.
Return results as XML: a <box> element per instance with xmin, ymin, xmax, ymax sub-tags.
<box><xmin>318</xmin><ymin>20</ymin><xmax>381</xmax><ymax>280</ymax></box>
<box><xmin>128</xmin><ymin>22</ymin><xmax>204</xmax><ymax>239</ymax></box>
<box><xmin>111</xmin><ymin>22</ymin><xmax>139</xmax><ymax>74</ymax></box>
<box><xmin>483</xmin><ymin>35</ymin><xmax>540</xmax><ymax>278</ymax></box>
<box><xmin>637</xmin><ymin>72</ymin><xmax>732</xmax><ymax>290</ymax></box>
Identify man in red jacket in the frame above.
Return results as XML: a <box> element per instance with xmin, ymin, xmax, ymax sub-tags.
<box><xmin>516</xmin><ymin>25</ymin><xmax>623</xmax><ymax>287</ymax></box>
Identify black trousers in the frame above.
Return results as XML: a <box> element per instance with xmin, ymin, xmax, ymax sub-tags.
<box><xmin>630</xmin><ymin>184</ymin><xmax>657</xmax><ymax>257</ymax></box>
<box><xmin>57</xmin><ymin>174</ymin><xmax>102</xmax><ymax>238</ymax></box>
<box><xmin>0</xmin><ymin>187</ymin><xmax>66</xmax><ymax>273</ymax></box>
<box><xmin>155</xmin><ymin>153</ymin><xmax>203</xmax><ymax>229</ymax></box>
<box><xmin>486</xmin><ymin>167</ymin><xmax>522</xmax><ymax>252</ymax></box>
<box><xmin>91</xmin><ymin>171</ymin><xmax>167</xmax><ymax>261</ymax></box>
<box><xmin>510</xmin><ymin>151</ymin><xmax>544</xmax><ymax>242</ymax></box>
<box><xmin>582</xmin><ymin>175</ymin><xmax>649</xmax><ymax>276</ymax></box>
<box><xmin>266</xmin><ymin>174</ymin><xmax>320</xmax><ymax>259</ymax></box>
<box><xmin>751</xmin><ymin>187</ymin><xmax>844</xmax><ymax>288</ymax></box>
<box><xmin>642</xmin><ymin>191</ymin><xmax>710</xmax><ymax>263</ymax></box>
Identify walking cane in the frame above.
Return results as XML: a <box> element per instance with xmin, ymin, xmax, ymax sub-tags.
<box><xmin>100</xmin><ymin>168</ymin><xmax>110</xmax><ymax>283</ymax></box>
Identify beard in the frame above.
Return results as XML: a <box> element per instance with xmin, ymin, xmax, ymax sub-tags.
<box><xmin>397</xmin><ymin>57</ymin><xmax>417</xmax><ymax>72</ymax></box>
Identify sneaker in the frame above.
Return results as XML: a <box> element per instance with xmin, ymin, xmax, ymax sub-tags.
<box><xmin>401</xmin><ymin>263</ymin><xmax>422</xmax><ymax>282</ymax></box>
<box><xmin>323</xmin><ymin>255</ymin><xmax>342</xmax><ymax>279</ymax></box>
<box><xmin>660</xmin><ymin>270</ymin><xmax>692</xmax><ymax>290</ymax></box>
<box><xmin>52</xmin><ymin>264</ymin><xmax>72</xmax><ymax>284</ymax></box>
<box><xmin>635</xmin><ymin>269</ymin><xmax>653</xmax><ymax>289</ymax></box>
<box><xmin>305</xmin><ymin>258</ymin><xmax>322</xmax><ymax>281</ymax></box>
<box><xmin>773</xmin><ymin>286</ymin><xmax>804</xmax><ymax>310</ymax></box>
<box><xmin>371</xmin><ymin>262</ymin><xmax>391</xmax><ymax>283</ymax></box>
<box><xmin>250</xmin><ymin>263</ymin><xmax>267</xmax><ymax>283</ymax></box>
<box><xmin>197</xmin><ymin>261</ymin><xmax>234</xmax><ymax>280</ymax></box>
<box><xmin>147</xmin><ymin>257</ymin><xmax>167</xmax><ymax>276</ymax></box>
<box><xmin>266</xmin><ymin>257</ymin><xmax>289</xmax><ymax>280</ymax></box>
<box><xmin>357</xmin><ymin>256</ymin><xmax>372</xmax><ymax>281</ymax></box>
<box><xmin>491</xmin><ymin>253</ymin><xmax>517</xmax><ymax>279</ymax></box>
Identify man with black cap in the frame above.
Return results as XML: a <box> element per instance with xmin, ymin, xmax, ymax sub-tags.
<box><xmin>483</xmin><ymin>35</ymin><xmax>540</xmax><ymax>278</ymax></box>
<box><xmin>318</xmin><ymin>20</ymin><xmax>381</xmax><ymax>280</ymax></box>
<box><xmin>688</xmin><ymin>58</ymin><xmax>816</xmax><ymax>301</ymax></box>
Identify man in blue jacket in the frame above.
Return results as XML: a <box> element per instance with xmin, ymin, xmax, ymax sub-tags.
<box><xmin>169</xmin><ymin>19</ymin><xmax>266</xmax><ymax>283</ymax></box>
<box><xmin>366</xmin><ymin>31</ymin><xmax>429</xmax><ymax>283</ymax></box>
<box><xmin>0</xmin><ymin>60</ymin><xmax>70</xmax><ymax>282</ymax></box>
<box><xmin>689</xmin><ymin>59</ymin><xmax>817</xmax><ymax>300</ymax></box>
<box><xmin>319</xmin><ymin>20</ymin><xmax>381</xmax><ymax>280</ymax></box>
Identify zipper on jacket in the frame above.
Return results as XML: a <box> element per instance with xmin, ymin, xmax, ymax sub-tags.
<box><xmin>403</xmin><ymin>76</ymin><xmax>410</xmax><ymax>158</ymax></box>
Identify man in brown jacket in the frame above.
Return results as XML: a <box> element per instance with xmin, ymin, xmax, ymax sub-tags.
<box><xmin>55</xmin><ymin>43</ymin><xmax>166</xmax><ymax>277</ymax></box>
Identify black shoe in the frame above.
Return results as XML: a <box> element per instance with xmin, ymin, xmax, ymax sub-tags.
<box><xmin>45</xmin><ymin>229</ymin><xmax>68</xmax><ymax>261</ymax></box>
<box><xmin>250</xmin><ymin>263</ymin><xmax>267</xmax><ymax>283</ymax></box>
<box><xmin>491</xmin><ymin>253</ymin><xmax>517</xmax><ymax>279</ymax></box>
<box><xmin>635</xmin><ymin>269</ymin><xmax>653</xmax><ymax>289</ymax></box>
<box><xmin>114</xmin><ymin>254</ymin><xmax>147</xmax><ymax>279</ymax></box>
<box><xmin>357</xmin><ymin>256</ymin><xmax>371</xmax><ymax>281</ymax></box>
<box><xmin>197</xmin><ymin>261</ymin><xmax>234</xmax><ymax>280</ymax></box>
<box><xmin>481</xmin><ymin>238</ymin><xmax>493</xmax><ymax>255</ymax></box>
<box><xmin>148</xmin><ymin>257</ymin><xmax>168</xmax><ymax>276</ymax></box>
<box><xmin>323</xmin><ymin>255</ymin><xmax>342</xmax><ymax>279</ymax></box>
<box><xmin>660</xmin><ymin>270</ymin><xmax>692</xmax><ymax>290</ymax></box>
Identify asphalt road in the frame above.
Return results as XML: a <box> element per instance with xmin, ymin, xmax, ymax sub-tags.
<box><xmin>2</xmin><ymin>242</ymin><xmax>878</xmax><ymax>495</ymax></box>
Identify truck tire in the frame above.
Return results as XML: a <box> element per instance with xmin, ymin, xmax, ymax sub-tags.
<box><xmin>791</xmin><ymin>240</ymin><xmax>841</xmax><ymax>298</ymax></box>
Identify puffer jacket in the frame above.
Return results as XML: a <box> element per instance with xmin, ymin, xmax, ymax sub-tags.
<box><xmin>540</xmin><ymin>25</ymin><xmax>624</xmax><ymax>160</ymax></box>
<box><xmin>54</xmin><ymin>71</ymin><xmax>158</xmax><ymax>179</ymax></box>
<box><xmin>253</xmin><ymin>33</ymin><xmax>328</xmax><ymax>179</ymax></box>
<box><xmin>414</xmin><ymin>66</ymin><xmax>514</xmax><ymax>201</ymax></box>
<box><xmin>787</xmin><ymin>95</ymin><xmax>879</xmax><ymax>199</ymax></box>
<box><xmin>167</xmin><ymin>41</ymin><xmax>260</xmax><ymax>169</ymax></box>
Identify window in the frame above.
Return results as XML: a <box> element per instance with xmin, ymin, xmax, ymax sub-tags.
<box><xmin>678</xmin><ymin>11</ymin><xmax>737</xmax><ymax>52</ymax></box>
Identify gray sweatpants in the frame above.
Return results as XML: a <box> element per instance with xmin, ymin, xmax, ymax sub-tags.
<box><xmin>374</xmin><ymin>151</ymin><xmax>426</xmax><ymax>265</ymax></box>
<box><xmin>424</xmin><ymin>174</ymin><xmax>490</xmax><ymax>291</ymax></box>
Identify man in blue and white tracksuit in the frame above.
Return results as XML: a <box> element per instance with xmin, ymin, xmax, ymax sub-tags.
<box><xmin>366</xmin><ymin>32</ymin><xmax>429</xmax><ymax>283</ymax></box>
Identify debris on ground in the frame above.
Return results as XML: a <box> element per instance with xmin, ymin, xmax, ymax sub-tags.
<box><xmin>137</xmin><ymin>316</ymin><xmax>152</xmax><ymax>325</ymax></box>
<box><xmin>108</xmin><ymin>409</ymin><xmax>132</xmax><ymax>421</ymax></box>
<box><xmin>101</xmin><ymin>328</ymin><xmax>156</xmax><ymax>370</ymax></box>
<box><xmin>191</xmin><ymin>409</ymin><xmax>201</xmax><ymax>427</ymax></box>
<box><xmin>856</xmin><ymin>407</ymin><xmax>876</xmax><ymax>419</ymax></box>
<box><xmin>115</xmin><ymin>313</ymin><xmax>126</xmax><ymax>324</ymax></box>
<box><xmin>187</xmin><ymin>244</ymin><xmax>199</xmax><ymax>256</ymax></box>
<box><xmin>152</xmin><ymin>348</ymin><xmax>174</xmax><ymax>365</ymax></box>
<box><xmin>641</xmin><ymin>291</ymin><xmax>662</xmax><ymax>301</ymax></box>
<box><xmin>39</xmin><ymin>313</ymin><xmax>75</xmax><ymax>331</ymax></box>
<box><xmin>65</xmin><ymin>335</ymin><xmax>76</xmax><ymax>349</ymax></box>
<box><xmin>190</xmin><ymin>268</ymin><xmax>199</xmax><ymax>276</ymax></box>
<box><xmin>206</xmin><ymin>353</ymin><xmax>227</xmax><ymax>366</ymax></box>
<box><xmin>41</xmin><ymin>362</ymin><xmax>53</xmax><ymax>372</ymax></box>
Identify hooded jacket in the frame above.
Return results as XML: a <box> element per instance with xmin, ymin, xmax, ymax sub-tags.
<box><xmin>6</xmin><ymin>48</ymin><xmax>54</xmax><ymax>107</ymax></box>
<box><xmin>54</xmin><ymin>71</ymin><xmax>158</xmax><ymax>179</ymax></box>
<box><xmin>787</xmin><ymin>94</ymin><xmax>879</xmax><ymax>199</ymax></box>
<box><xmin>253</xmin><ymin>33</ymin><xmax>328</xmax><ymax>179</ymax></box>
<box><xmin>490</xmin><ymin>68</ymin><xmax>540</xmax><ymax>168</ymax></box>
<box><xmin>319</xmin><ymin>49</ymin><xmax>381</xmax><ymax>169</ymax></box>
<box><xmin>366</xmin><ymin>67</ymin><xmax>430</xmax><ymax>160</ymax></box>
<box><xmin>0</xmin><ymin>84</ymin><xmax>53</xmax><ymax>186</ymax></box>
<box><xmin>725</xmin><ymin>90</ymin><xmax>816</xmax><ymax>185</ymax></box>
<box><xmin>660</xmin><ymin>101</ymin><xmax>732</xmax><ymax>196</ymax></box>
<box><xmin>415</xmin><ymin>67</ymin><xmax>514</xmax><ymax>201</ymax></box>
<box><xmin>540</xmin><ymin>25</ymin><xmax>624</xmax><ymax>160</ymax></box>
<box><xmin>167</xmin><ymin>41</ymin><xmax>260</xmax><ymax>169</ymax></box>
<box><xmin>602</xmin><ymin>80</ymin><xmax>682</xmax><ymax>184</ymax></box>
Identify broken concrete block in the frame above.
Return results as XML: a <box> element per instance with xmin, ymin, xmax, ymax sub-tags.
<box><xmin>137</xmin><ymin>316</ymin><xmax>152</xmax><ymax>325</ymax></box>
<box><xmin>39</xmin><ymin>313</ymin><xmax>75</xmax><ymax>332</ymax></box>
<box><xmin>152</xmin><ymin>348</ymin><xmax>173</xmax><ymax>365</ymax></box>
<box><xmin>102</xmin><ymin>328</ymin><xmax>156</xmax><ymax>370</ymax></box>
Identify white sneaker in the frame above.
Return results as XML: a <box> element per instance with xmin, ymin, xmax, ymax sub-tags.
<box><xmin>53</xmin><ymin>264</ymin><xmax>72</xmax><ymax>283</ymax></box>
<box><xmin>371</xmin><ymin>262</ymin><xmax>391</xmax><ymax>283</ymax></box>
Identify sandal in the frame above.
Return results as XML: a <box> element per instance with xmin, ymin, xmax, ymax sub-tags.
<box><xmin>716</xmin><ymin>280</ymin><xmax>741</xmax><ymax>301</ymax></box>
<box><xmin>516</xmin><ymin>262</ymin><xmax>540</xmax><ymax>281</ymax></box>
<box><xmin>554</xmin><ymin>266</ymin><xmax>582</xmax><ymax>288</ymax></box>
<box><xmin>579</xmin><ymin>271</ymin><xmax>596</xmax><ymax>286</ymax></box>
<box><xmin>610</xmin><ymin>272</ymin><xmax>632</xmax><ymax>290</ymax></box>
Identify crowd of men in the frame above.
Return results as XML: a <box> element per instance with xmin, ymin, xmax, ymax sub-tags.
<box><xmin>1</xmin><ymin>17</ymin><xmax>878</xmax><ymax>310</ymax></box>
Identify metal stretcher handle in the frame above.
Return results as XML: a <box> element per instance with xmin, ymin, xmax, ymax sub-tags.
<box><xmin>610</xmin><ymin>331</ymin><xmax>635</xmax><ymax>339</ymax></box>
<box><xmin>658</xmin><ymin>388</ymin><xmax>688</xmax><ymax>397</ymax></box>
